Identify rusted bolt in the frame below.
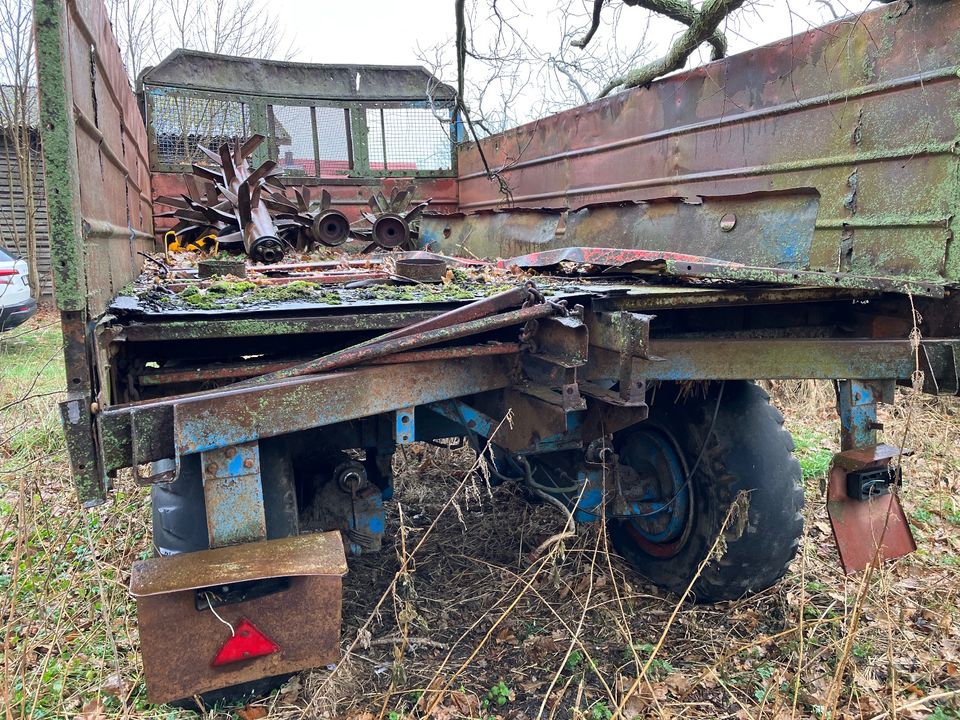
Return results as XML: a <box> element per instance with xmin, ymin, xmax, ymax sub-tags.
<box><xmin>206</xmin><ymin>462</ymin><xmax>219</xmax><ymax>473</ymax></box>
<box><xmin>719</xmin><ymin>213</ymin><xmax>737</xmax><ymax>232</ymax></box>
<box><xmin>243</xmin><ymin>458</ymin><xmax>254</xmax><ymax>468</ymax></box>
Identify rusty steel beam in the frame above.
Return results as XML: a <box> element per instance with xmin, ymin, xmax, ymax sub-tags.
<box><xmin>237</xmin><ymin>296</ymin><xmax>553</xmax><ymax>387</ymax></box>
<box><xmin>118</xmin><ymin>311</ymin><xmax>446</xmax><ymax>343</ymax></box>
<box><xmin>99</xmin><ymin>355</ymin><xmax>516</xmax><ymax>470</ymax></box>
<box><xmin>586</xmin><ymin>338</ymin><xmax>959</xmax><ymax>382</ymax></box>
<box><xmin>137</xmin><ymin>343</ymin><xmax>521</xmax><ymax>387</ymax></box>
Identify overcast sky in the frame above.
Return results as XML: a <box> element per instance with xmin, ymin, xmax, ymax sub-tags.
<box><xmin>272</xmin><ymin>1</ymin><xmax>877</xmax><ymax>66</ymax></box>
<box><xmin>263</xmin><ymin>0</ymin><xmax>880</xmax><ymax>126</ymax></box>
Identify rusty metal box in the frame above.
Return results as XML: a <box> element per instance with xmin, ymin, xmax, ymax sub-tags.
<box><xmin>130</xmin><ymin>532</ymin><xmax>347</xmax><ymax>704</ymax></box>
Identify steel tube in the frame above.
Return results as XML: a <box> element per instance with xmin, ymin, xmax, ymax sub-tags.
<box><xmin>237</xmin><ymin>301</ymin><xmax>553</xmax><ymax>387</ymax></box>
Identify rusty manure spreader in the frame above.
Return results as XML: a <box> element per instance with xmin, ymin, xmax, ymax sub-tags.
<box><xmin>34</xmin><ymin>0</ymin><xmax>960</xmax><ymax>706</ymax></box>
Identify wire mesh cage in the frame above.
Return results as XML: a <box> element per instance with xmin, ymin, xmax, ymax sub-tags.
<box><xmin>147</xmin><ymin>90</ymin><xmax>456</xmax><ymax>177</ymax></box>
<box><xmin>270</xmin><ymin>105</ymin><xmax>352</xmax><ymax>177</ymax></box>
<box><xmin>366</xmin><ymin>107</ymin><xmax>454</xmax><ymax>172</ymax></box>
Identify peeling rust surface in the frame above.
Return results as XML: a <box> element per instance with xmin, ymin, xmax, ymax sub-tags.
<box><xmin>137</xmin><ymin>573</ymin><xmax>342</xmax><ymax>704</ymax></box>
<box><xmin>423</xmin><ymin>192</ymin><xmax>820</xmax><ymax>270</ymax></box>
<box><xmin>130</xmin><ymin>532</ymin><xmax>347</xmax><ymax>596</ymax></box>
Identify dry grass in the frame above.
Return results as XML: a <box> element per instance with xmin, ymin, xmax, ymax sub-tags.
<box><xmin>2</xmin><ymin>313</ymin><xmax>959</xmax><ymax>720</ymax></box>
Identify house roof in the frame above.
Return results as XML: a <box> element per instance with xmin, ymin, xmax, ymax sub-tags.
<box><xmin>138</xmin><ymin>50</ymin><xmax>457</xmax><ymax>104</ymax></box>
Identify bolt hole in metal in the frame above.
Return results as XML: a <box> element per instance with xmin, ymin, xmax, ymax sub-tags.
<box><xmin>719</xmin><ymin>212</ymin><xmax>737</xmax><ymax>232</ymax></box>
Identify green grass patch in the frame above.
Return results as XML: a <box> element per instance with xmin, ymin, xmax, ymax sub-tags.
<box><xmin>791</xmin><ymin>428</ymin><xmax>834</xmax><ymax>481</ymax></box>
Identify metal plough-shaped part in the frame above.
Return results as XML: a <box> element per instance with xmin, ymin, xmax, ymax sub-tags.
<box><xmin>157</xmin><ymin>135</ymin><xmax>288</xmax><ymax>263</ymax></box>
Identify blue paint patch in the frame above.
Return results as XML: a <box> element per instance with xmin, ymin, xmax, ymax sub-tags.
<box><xmin>368</xmin><ymin>516</ymin><xmax>385</xmax><ymax>534</ymax></box>
<box><xmin>227</xmin><ymin>452</ymin><xmax>243</xmax><ymax>476</ymax></box>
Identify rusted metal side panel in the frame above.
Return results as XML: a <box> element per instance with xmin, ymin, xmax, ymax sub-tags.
<box><xmin>36</xmin><ymin>0</ymin><xmax>155</xmax><ymax>317</ymax></box>
<box><xmin>457</xmin><ymin>2</ymin><xmax>960</xmax><ymax>282</ymax></box>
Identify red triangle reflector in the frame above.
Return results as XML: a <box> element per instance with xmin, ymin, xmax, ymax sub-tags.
<box><xmin>211</xmin><ymin>618</ymin><xmax>280</xmax><ymax>667</ymax></box>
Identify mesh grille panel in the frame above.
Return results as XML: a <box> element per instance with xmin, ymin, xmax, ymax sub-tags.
<box><xmin>147</xmin><ymin>89</ymin><xmax>455</xmax><ymax>176</ymax></box>
<box><xmin>151</xmin><ymin>94</ymin><xmax>250</xmax><ymax>166</ymax></box>
<box><xmin>269</xmin><ymin>105</ymin><xmax>313</xmax><ymax>177</ymax></box>
<box><xmin>315</xmin><ymin>107</ymin><xmax>351</xmax><ymax>173</ymax></box>
<box><xmin>366</xmin><ymin>107</ymin><xmax>452</xmax><ymax>171</ymax></box>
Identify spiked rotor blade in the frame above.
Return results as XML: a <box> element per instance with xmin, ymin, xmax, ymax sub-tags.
<box><xmin>240</xmin><ymin>134</ymin><xmax>265</xmax><ymax>159</ymax></box>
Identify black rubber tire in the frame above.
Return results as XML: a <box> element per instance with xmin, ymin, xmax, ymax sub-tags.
<box><xmin>610</xmin><ymin>381</ymin><xmax>804</xmax><ymax>603</ymax></box>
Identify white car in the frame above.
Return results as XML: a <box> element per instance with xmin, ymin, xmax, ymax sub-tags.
<box><xmin>0</xmin><ymin>246</ymin><xmax>37</xmax><ymax>331</ymax></box>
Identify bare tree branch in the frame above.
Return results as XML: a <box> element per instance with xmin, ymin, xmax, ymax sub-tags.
<box><xmin>107</xmin><ymin>0</ymin><xmax>294</xmax><ymax>82</ymax></box>
<box><xmin>623</xmin><ymin>0</ymin><xmax>728</xmax><ymax>59</ymax></box>
<box><xmin>0</xmin><ymin>0</ymin><xmax>40</xmax><ymax>295</ymax></box>
<box><xmin>598</xmin><ymin>0</ymin><xmax>746</xmax><ymax>98</ymax></box>
<box><xmin>572</xmin><ymin>0</ymin><xmax>605</xmax><ymax>49</ymax></box>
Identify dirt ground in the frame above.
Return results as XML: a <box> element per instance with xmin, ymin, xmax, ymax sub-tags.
<box><xmin>1</xmin><ymin>309</ymin><xmax>959</xmax><ymax>720</ymax></box>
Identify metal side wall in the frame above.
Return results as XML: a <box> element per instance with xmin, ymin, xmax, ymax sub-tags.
<box><xmin>35</xmin><ymin>0</ymin><xmax>154</xmax><ymax>318</ymax></box>
<box><xmin>35</xmin><ymin>0</ymin><xmax>154</xmax><ymax>505</ymax></box>
<box><xmin>456</xmin><ymin>1</ymin><xmax>960</xmax><ymax>283</ymax></box>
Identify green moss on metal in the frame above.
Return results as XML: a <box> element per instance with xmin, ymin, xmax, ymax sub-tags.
<box><xmin>365</xmin><ymin>282</ymin><xmax>512</xmax><ymax>303</ymax></box>
<box><xmin>34</xmin><ymin>0</ymin><xmax>87</xmax><ymax>312</ymax></box>
<box><xmin>174</xmin><ymin>279</ymin><xmax>342</xmax><ymax>309</ymax></box>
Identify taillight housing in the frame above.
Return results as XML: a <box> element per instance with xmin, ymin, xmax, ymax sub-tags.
<box><xmin>0</xmin><ymin>269</ymin><xmax>16</xmax><ymax>284</ymax></box>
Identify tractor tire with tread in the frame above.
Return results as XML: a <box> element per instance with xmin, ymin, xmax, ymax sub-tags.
<box><xmin>610</xmin><ymin>381</ymin><xmax>805</xmax><ymax>603</ymax></box>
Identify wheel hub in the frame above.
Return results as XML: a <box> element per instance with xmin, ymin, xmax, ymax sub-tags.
<box><xmin>616</xmin><ymin>429</ymin><xmax>691</xmax><ymax>551</ymax></box>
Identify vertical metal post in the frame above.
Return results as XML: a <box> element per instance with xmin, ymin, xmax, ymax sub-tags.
<box><xmin>379</xmin><ymin>107</ymin><xmax>388</xmax><ymax>171</ymax></box>
<box><xmin>349</xmin><ymin>104</ymin><xmax>369</xmax><ymax>173</ymax></box>
<box><xmin>309</xmin><ymin>105</ymin><xmax>322</xmax><ymax>177</ymax></box>
<box><xmin>343</xmin><ymin>108</ymin><xmax>354</xmax><ymax>170</ymax></box>
<box><xmin>837</xmin><ymin>380</ymin><xmax>879</xmax><ymax>450</ymax></box>
<box><xmin>248</xmin><ymin>100</ymin><xmax>270</xmax><ymax>167</ymax></box>
<box><xmin>394</xmin><ymin>407</ymin><xmax>416</xmax><ymax>445</ymax></box>
<box><xmin>200</xmin><ymin>441</ymin><xmax>268</xmax><ymax>548</ymax></box>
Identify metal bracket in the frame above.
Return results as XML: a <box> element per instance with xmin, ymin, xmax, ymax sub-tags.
<box><xmin>429</xmin><ymin>400</ymin><xmax>496</xmax><ymax>439</ymax></box>
<box><xmin>586</xmin><ymin>311</ymin><xmax>656</xmax><ymax>406</ymax></box>
<box><xmin>200</xmin><ymin>441</ymin><xmax>267</xmax><ymax>548</ymax></box>
<box><xmin>827</xmin><ymin>444</ymin><xmax>916</xmax><ymax>573</ymax></box>
<box><xmin>837</xmin><ymin>379</ymin><xmax>893</xmax><ymax>451</ymax></box>
<box><xmin>394</xmin><ymin>407</ymin><xmax>416</xmax><ymax>445</ymax></box>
